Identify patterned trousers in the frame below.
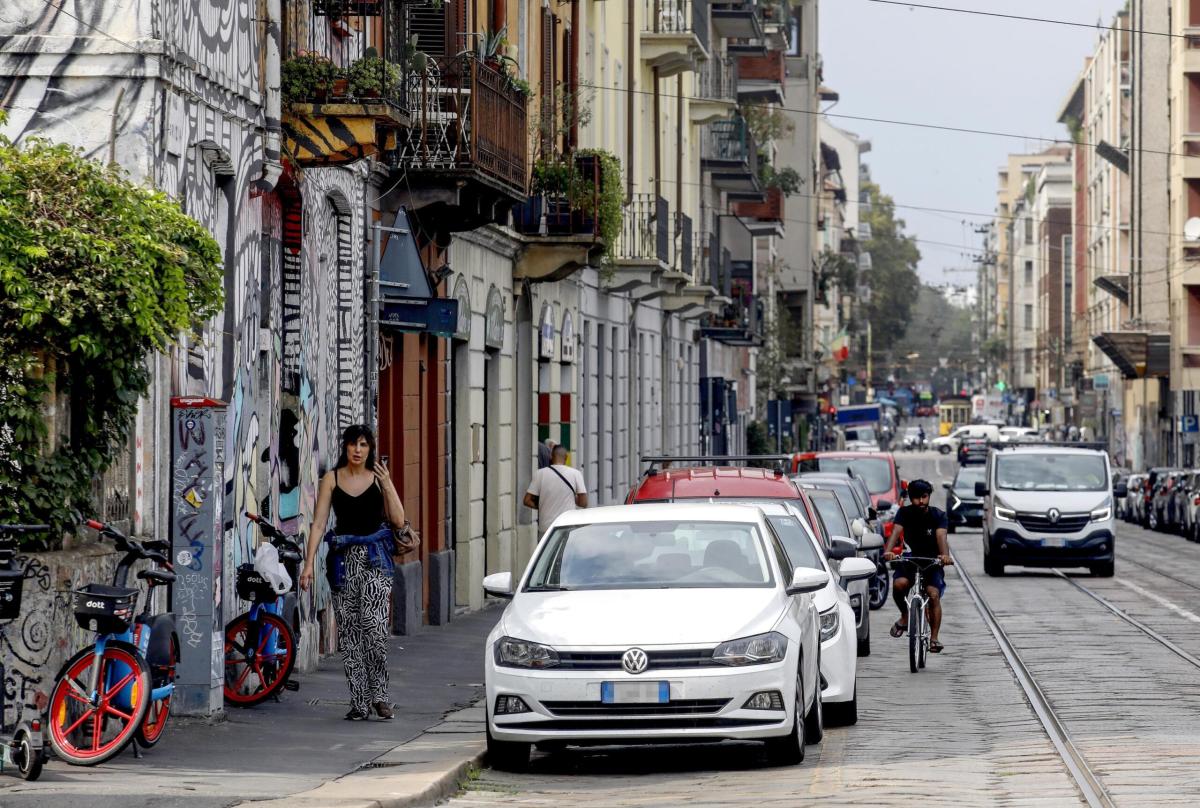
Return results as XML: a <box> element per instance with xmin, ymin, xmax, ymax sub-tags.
<box><xmin>333</xmin><ymin>545</ymin><xmax>392</xmax><ymax>713</ymax></box>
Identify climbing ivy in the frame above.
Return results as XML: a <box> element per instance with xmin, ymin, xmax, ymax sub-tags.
<box><xmin>0</xmin><ymin>121</ymin><xmax>223</xmax><ymax>545</ymax></box>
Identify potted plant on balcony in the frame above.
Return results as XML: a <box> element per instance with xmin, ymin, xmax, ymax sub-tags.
<box><xmin>570</xmin><ymin>149</ymin><xmax>623</xmax><ymax>267</ymax></box>
<box><xmin>282</xmin><ymin>53</ymin><xmax>344</xmax><ymax>103</ymax></box>
<box><xmin>348</xmin><ymin>53</ymin><xmax>400</xmax><ymax>99</ymax></box>
<box><xmin>531</xmin><ymin>158</ymin><xmax>577</xmax><ymax>235</ymax></box>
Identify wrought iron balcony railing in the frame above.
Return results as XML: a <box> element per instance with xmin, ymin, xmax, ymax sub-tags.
<box><xmin>643</xmin><ymin>0</ymin><xmax>711</xmax><ymax>51</ymax></box>
<box><xmin>616</xmin><ymin>194</ymin><xmax>670</xmax><ymax>265</ymax></box>
<box><xmin>702</xmin><ymin>117</ymin><xmax>759</xmax><ymax>175</ymax></box>
<box><xmin>696</xmin><ymin>55</ymin><xmax>736</xmax><ymax>102</ymax></box>
<box><xmin>676</xmin><ymin>211</ymin><xmax>694</xmax><ymax>277</ymax></box>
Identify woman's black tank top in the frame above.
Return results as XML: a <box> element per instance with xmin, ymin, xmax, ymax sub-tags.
<box><xmin>331</xmin><ymin>469</ymin><xmax>386</xmax><ymax>537</ymax></box>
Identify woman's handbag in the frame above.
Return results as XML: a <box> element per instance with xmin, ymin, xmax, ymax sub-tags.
<box><xmin>391</xmin><ymin>520</ymin><xmax>421</xmax><ymax>557</ymax></box>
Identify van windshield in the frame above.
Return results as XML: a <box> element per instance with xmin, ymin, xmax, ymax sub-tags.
<box><xmin>995</xmin><ymin>454</ymin><xmax>1108</xmax><ymax>491</ymax></box>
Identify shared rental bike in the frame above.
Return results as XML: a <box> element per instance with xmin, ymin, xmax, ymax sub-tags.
<box><xmin>223</xmin><ymin>512</ymin><xmax>302</xmax><ymax>706</ymax></box>
<box><xmin>0</xmin><ymin>524</ymin><xmax>49</xmax><ymax>780</ymax></box>
<box><xmin>48</xmin><ymin>519</ymin><xmax>178</xmax><ymax>765</ymax></box>
<box><xmin>887</xmin><ymin>556</ymin><xmax>943</xmax><ymax>673</ymax></box>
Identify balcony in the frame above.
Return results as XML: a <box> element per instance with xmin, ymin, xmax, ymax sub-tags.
<box><xmin>642</xmin><ymin>0</ymin><xmax>710</xmax><ymax>77</ymax></box>
<box><xmin>711</xmin><ymin>0</ymin><xmax>764</xmax><ymax>41</ymax></box>
<box><xmin>663</xmin><ymin>216</ymin><xmax>716</xmax><ymax>317</ymax></box>
<box><xmin>512</xmin><ymin>153</ymin><xmax>609</xmax><ymax>282</ymax></box>
<box><xmin>282</xmin><ymin>3</ymin><xmax>410</xmax><ymax>166</ymax></box>
<box><xmin>737</xmin><ymin>51</ymin><xmax>785</xmax><ymax>104</ymax></box>
<box><xmin>758</xmin><ymin>0</ymin><xmax>790</xmax><ymax>50</ymax></box>
<box><xmin>610</xmin><ymin>193</ymin><xmax>670</xmax><ymax>297</ymax></box>
<box><xmin>701</xmin><ymin>118</ymin><xmax>764</xmax><ymax>201</ymax></box>
<box><xmin>701</xmin><ymin>293</ymin><xmax>766</xmax><ymax>346</ymax></box>
<box><xmin>393</xmin><ymin>54</ymin><xmax>528</xmax><ymax>230</ymax></box>
<box><xmin>692</xmin><ymin>55</ymin><xmax>737</xmax><ymax>124</ymax></box>
<box><xmin>732</xmin><ymin>186</ymin><xmax>785</xmax><ymax>237</ymax></box>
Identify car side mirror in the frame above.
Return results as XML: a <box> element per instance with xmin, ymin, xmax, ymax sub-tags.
<box><xmin>1113</xmin><ymin>482</ymin><xmax>1128</xmax><ymax>498</ymax></box>
<box><xmin>850</xmin><ymin>517</ymin><xmax>866</xmax><ymax>537</ymax></box>
<box><xmin>876</xmin><ymin>499</ymin><xmax>893</xmax><ymax>511</ymax></box>
<box><xmin>838</xmin><ymin>557</ymin><xmax>877</xmax><ymax>582</ymax></box>
<box><xmin>975</xmin><ymin>481</ymin><xmax>989</xmax><ymax>497</ymax></box>
<box><xmin>868</xmin><ymin>507</ymin><xmax>878</xmax><ymax>521</ymax></box>
<box><xmin>827</xmin><ymin>537</ymin><xmax>857</xmax><ymax>560</ymax></box>
<box><xmin>482</xmin><ymin>571</ymin><xmax>514</xmax><ymax>599</ymax></box>
<box><xmin>859</xmin><ymin>532</ymin><xmax>885</xmax><ymax>551</ymax></box>
<box><xmin>787</xmin><ymin>567</ymin><xmax>830</xmax><ymax>595</ymax></box>
<box><xmin>942</xmin><ymin>481</ymin><xmax>951</xmax><ymax>489</ymax></box>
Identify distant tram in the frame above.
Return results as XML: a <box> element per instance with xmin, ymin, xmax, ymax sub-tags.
<box><xmin>937</xmin><ymin>396</ymin><xmax>972</xmax><ymax>436</ymax></box>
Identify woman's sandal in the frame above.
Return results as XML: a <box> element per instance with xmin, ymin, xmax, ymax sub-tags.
<box><xmin>889</xmin><ymin>620</ymin><xmax>907</xmax><ymax>638</ymax></box>
<box><xmin>929</xmin><ymin>640</ymin><xmax>945</xmax><ymax>653</ymax></box>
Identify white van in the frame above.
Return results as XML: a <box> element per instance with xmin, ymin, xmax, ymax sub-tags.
<box><xmin>931</xmin><ymin>424</ymin><xmax>1000</xmax><ymax>454</ymax></box>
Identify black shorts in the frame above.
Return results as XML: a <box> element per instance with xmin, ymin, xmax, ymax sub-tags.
<box><xmin>893</xmin><ymin>561</ymin><xmax>946</xmax><ymax>597</ymax></box>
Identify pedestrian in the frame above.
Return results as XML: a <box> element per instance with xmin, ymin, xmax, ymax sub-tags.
<box><xmin>300</xmin><ymin>424</ymin><xmax>406</xmax><ymax>721</ymax></box>
<box><xmin>524</xmin><ymin>444</ymin><xmax>587</xmax><ymax>535</ymax></box>
<box><xmin>537</xmin><ymin>438</ymin><xmax>556</xmax><ymax>470</ymax></box>
<box><xmin>1069</xmin><ymin>424</ymin><xmax>1080</xmax><ymax>442</ymax></box>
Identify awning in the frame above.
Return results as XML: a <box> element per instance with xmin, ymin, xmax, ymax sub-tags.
<box><xmin>1093</xmin><ymin>274</ymin><xmax>1129</xmax><ymax>304</ymax></box>
<box><xmin>378</xmin><ymin>208</ymin><xmax>458</xmax><ymax>337</ymax></box>
<box><xmin>1091</xmin><ymin>331</ymin><xmax>1170</xmax><ymax>379</ymax></box>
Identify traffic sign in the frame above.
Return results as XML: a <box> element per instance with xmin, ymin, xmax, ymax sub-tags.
<box><xmin>1181</xmin><ymin>415</ymin><xmax>1199</xmax><ymax>433</ymax></box>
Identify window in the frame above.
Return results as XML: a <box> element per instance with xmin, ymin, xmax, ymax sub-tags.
<box><xmin>1024</xmin><ymin>217</ymin><xmax>1034</xmax><ymax>245</ymax></box>
<box><xmin>1024</xmin><ymin>304</ymin><xmax>1033</xmax><ymax>330</ymax></box>
<box><xmin>1188</xmin><ymin>285</ymin><xmax>1200</xmax><ymax>345</ymax></box>
<box><xmin>1024</xmin><ymin>260</ymin><xmax>1033</xmax><ymax>285</ymax></box>
<box><xmin>1024</xmin><ymin>348</ymin><xmax>1033</xmax><ymax>373</ymax></box>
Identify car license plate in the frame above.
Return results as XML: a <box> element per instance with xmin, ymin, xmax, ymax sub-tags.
<box><xmin>1043</xmin><ymin>537</ymin><xmax>1066</xmax><ymax>548</ymax></box>
<box><xmin>601</xmin><ymin>682</ymin><xmax>669</xmax><ymax>704</ymax></box>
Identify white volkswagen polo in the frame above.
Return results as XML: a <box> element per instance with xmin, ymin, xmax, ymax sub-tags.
<box><xmin>481</xmin><ymin>503</ymin><xmax>828</xmax><ymax>770</ymax></box>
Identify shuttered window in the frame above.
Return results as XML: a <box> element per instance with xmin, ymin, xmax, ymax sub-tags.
<box><xmin>541</xmin><ymin>7</ymin><xmax>556</xmax><ymax>153</ymax></box>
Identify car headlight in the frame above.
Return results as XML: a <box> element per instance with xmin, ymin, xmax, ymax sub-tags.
<box><xmin>494</xmin><ymin>636</ymin><xmax>560</xmax><ymax>669</ymax></box>
<box><xmin>949</xmin><ymin>492</ymin><xmax>961</xmax><ymax>509</ymax></box>
<box><xmin>712</xmin><ymin>631</ymin><xmax>788</xmax><ymax>665</ymax></box>
<box><xmin>819</xmin><ymin>607</ymin><xmax>840</xmax><ymax>642</ymax></box>
<box><xmin>1091</xmin><ymin>500</ymin><xmax>1112</xmax><ymax>522</ymax></box>
<box><xmin>995</xmin><ymin>501</ymin><xmax>1016</xmax><ymax>521</ymax></box>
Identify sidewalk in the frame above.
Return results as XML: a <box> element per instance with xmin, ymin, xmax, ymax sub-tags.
<box><xmin>0</xmin><ymin>605</ymin><xmax>500</xmax><ymax>808</ymax></box>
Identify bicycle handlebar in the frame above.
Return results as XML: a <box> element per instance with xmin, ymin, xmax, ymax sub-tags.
<box><xmin>886</xmin><ymin>556</ymin><xmax>945</xmax><ymax>569</ymax></box>
<box><xmin>84</xmin><ymin>518</ymin><xmax>173</xmax><ymax>569</ymax></box>
<box><xmin>245</xmin><ymin>512</ymin><xmax>299</xmax><ymax>550</ymax></box>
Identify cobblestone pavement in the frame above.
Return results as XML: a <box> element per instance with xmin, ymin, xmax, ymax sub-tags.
<box><xmin>444</xmin><ymin>454</ymin><xmax>1108</xmax><ymax>807</ymax></box>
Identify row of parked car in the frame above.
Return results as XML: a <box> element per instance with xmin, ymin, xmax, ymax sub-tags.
<box><xmin>481</xmin><ymin>451</ymin><xmax>909</xmax><ymax>769</ymax></box>
<box><xmin>1121</xmin><ymin>467</ymin><xmax>1200</xmax><ymax>540</ymax></box>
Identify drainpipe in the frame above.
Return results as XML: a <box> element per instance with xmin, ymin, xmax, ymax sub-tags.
<box><xmin>627</xmin><ymin>0</ymin><xmax>636</xmax><ymax>200</ymax></box>
<box><xmin>492</xmin><ymin>0</ymin><xmax>505</xmax><ymax>39</ymax></box>
<box><xmin>258</xmin><ymin>0</ymin><xmax>283</xmax><ymax>191</ymax></box>
<box><xmin>652</xmin><ymin>66</ymin><xmax>661</xmax><ymax>201</ymax></box>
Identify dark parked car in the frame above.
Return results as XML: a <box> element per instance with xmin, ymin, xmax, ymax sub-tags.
<box><xmin>1148</xmin><ymin>469</ymin><xmax>1184</xmax><ymax>531</ymax></box>
<box><xmin>957</xmin><ymin>437</ymin><xmax>990</xmax><ymax>465</ymax></box>
<box><xmin>943</xmin><ymin>465</ymin><xmax>986</xmax><ymax>533</ymax></box>
<box><xmin>1122</xmin><ymin>473</ymin><xmax>1145</xmax><ymax>522</ymax></box>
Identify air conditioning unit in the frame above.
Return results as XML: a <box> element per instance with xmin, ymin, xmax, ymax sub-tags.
<box><xmin>857</xmin><ymin>251</ymin><xmax>873</xmax><ymax>271</ymax></box>
<box><xmin>857</xmin><ymin>221</ymin><xmax>872</xmax><ymax>240</ymax></box>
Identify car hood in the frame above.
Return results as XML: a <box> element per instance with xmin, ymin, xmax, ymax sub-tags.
<box><xmin>503</xmin><ymin>588</ymin><xmax>786</xmax><ymax>647</ymax></box>
<box><xmin>991</xmin><ymin>489</ymin><xmax>1109</xmax><ymax>513</ymax></box>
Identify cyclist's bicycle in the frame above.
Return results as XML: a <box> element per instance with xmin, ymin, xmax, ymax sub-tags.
<box><xmin>887</xmin><ymin>556</ymin><xmax>943</xmax><ymax>673</ymax></box>
<box><xmin>223</xmin><ymin>512</ymin><xmax>302</xmax><ymax>706</ymax></box>
<box><xmin>0</xmin><ymin>524</ymin><xmax>49</xmax><ymax>780</ymax></box>
<box><xmin>48</xmin><ymin>519</ymin><xmax>178</xmax><ymax>765</ymax></box>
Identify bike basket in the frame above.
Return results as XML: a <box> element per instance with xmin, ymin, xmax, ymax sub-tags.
<box><xmin>0</xmin><ymin>566</ymin><xmax>23</xmax><ymax>620</ymax></box>
<box><xmin>236</xmin><ymin>564</ymin><xmax>278</xmax><ymax>602</ymax></box>
<box><xmin>72</xmin><ymin>583</ymin><xmax>138</xmax><ymax>634</ymax></box>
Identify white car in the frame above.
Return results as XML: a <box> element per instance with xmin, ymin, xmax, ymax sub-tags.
<box><xmin>482</xmin><ymin>503</ymin><xmax>829</xmax><ymax>770</ymax></box>
<box><xmin>754</xmin><ymin>502</ymin><xmax>875</xmax><ymax>725</ymax></box>
<box><xmin>998</xmin><ymin>426</ymin><xmax>1038</xmax><ymax>444</ymax></box>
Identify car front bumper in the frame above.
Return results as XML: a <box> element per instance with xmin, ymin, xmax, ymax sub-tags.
<box><xmin>987</xmin><ymin>527</ymin><xmax>1114</xmax><ymax>567</ymax></box>
<box><xmin>486</xmin><ymin>655</ymin><xmax>796</xmax><ymax>744</ymax></box>
<box><xmin>820</xmin><ymin>602</ymin><xmax>857</xmax><ymax>704</ymax></box>
<box><xmin>948</xmin><ymin>501</ymin><xmax>984</xmax><ymax>526</ymax></box>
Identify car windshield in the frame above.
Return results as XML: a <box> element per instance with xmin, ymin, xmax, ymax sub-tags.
<box><xmin>524</xmin><ymin>520</ymin><xmax>774</xmax><ymax>590</ymax></box>
<box><xmin>810</xmin><ymin>495</ymin><xmax>851</xmax><ymax>537</ymax></box>
<box><xmin>844</xmin><ymin>428</ymin><xmax>877</xmax><ymax>443</ymax></box>
<box><xmin>817</xmin><ymin>457</ymin><xmax>892</xmax><ymax>493</ymax></box>
<box><xmin>765</xmin><ymin>515</ymin><xmax>826</xmax><ymax>572</ymax></box>
<box><xmin>953</xmin><ymin>467</ymin><xmax>985</xmax><ymax>493</ymax></box>
<box><xmin>995</xmin><ymin>454</ymin><xmax>1108</xmax><ymax>491</ymax></box>
<box><xmin>825</xmin><ymin>485</ymin><xmax>863</xmax><ymax>519</ymax></box>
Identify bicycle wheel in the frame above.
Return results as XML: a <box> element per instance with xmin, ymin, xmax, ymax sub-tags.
<box><xmin>49</xmin><ymin>641</ymin><xmax>151</xmax><ymax>765</ymax></box>
<box><xmin>224</xmin><ymin>612</ymin><xmax>296</xmax><ymax>706</ymax></box>
<box><xmin>136</xmin><ymin>637</ymin><xmax>178</xmax><ymax>748</ymax></box>
<box><xmin>908</xmin><ymin>598</ymin><xmax>922</xmax><ymax>673</ymax></box>
<box><xmin>919</xmin><ymin>613</ymin><xmax>929</xmax><ymax>669</ymax></box>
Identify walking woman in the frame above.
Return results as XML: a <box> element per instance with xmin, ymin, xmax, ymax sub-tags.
<box><xmin>300</xmin><ymin>424</ymin><xmax>405</xmax><ymax>721</ymax></box>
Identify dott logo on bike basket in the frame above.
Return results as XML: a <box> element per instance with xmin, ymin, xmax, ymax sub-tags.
<box><xmin>621</xmin><ymin>648</ymin><xmax>649</xmax><ymax>674</ymax></box>
<box><xmin>85</xmin><ymin>600</ymin><xmax>105</xmax><ymax>609</ymax></box>
<box><xmin>1047</xmin><ymin>508</ymin><xmax>1060</xmax><ymax>524</ymax></box>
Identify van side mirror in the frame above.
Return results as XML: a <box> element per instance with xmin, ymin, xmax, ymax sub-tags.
<box><xmin>876</xmin><ymin>499</ymin><xmax>893</xmax><ymax>511</ymax></box>
<box><xmin>975</xmin><ymin>481</ymin><xmax>989</xmax><ymax>497</ymax></box>
<box><xmin>942</xmin><ymin>481</ymin><xmax>951</xmax><ymax>489</ymax></box>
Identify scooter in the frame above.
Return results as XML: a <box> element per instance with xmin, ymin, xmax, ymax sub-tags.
<box><xmin>0</xmin><ymin>524</ymin><xmax>48</xmax><ymax>780</ymax></box>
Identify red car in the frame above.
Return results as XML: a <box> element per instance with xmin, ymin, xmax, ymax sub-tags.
<box><xmin>790</xmin><ymin>451</ymin><xmax>905</xmax><ymax>511</ymax></box>
<box><xmin>626</xmin><ymin>465</ymin><xmax>804</xmax><ymax>504</ymax></box>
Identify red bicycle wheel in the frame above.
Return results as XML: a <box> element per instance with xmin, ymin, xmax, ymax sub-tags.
<box><xmin>49</xmin><ymin>641</ymin><xmax>151</xmax><ymax>765</ymax></box>
<box><xmin>223</xmin><ymin>613</ymin><xmax>296</xmax><ymax>706</ymax></box>
<box><xmin>136</xmin><ymin>638</ymin><xmax>177</xmax><ymax>748</ymax></box>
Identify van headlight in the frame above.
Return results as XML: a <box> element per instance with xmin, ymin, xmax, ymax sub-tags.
<box><xmin>994</xmin><ymin>500</ymin><xmax>1016</xmax><ymax>521</ymax></box>
<box><xmin>713</xmin><ymin>631</ymin><xmax>788</xmax><ymax>665</ymax></box>
<box><xmin>494</xmin><ymin>636</ymin><xmax>560</xmax><ymax>669</ymax></box>
<box><xmin>1091</xmin><ymin>500</ymin><xmax>1112</xmax><ymax>522</ymax></box>
<box><xmin>819</xmin><ymin>606</ymin><xmax>840</xmax><ymax>642</ymax></box>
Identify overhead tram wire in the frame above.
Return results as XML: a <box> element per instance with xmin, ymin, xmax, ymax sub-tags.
<box><xmin>866</xmin><ymin>0</ymin><xmax>1184</xmax><ymax>39</ymax></box>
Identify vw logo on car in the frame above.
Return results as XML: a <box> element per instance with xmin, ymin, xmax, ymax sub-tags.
<box><xmin>621</xmin><ymin>648</ymin><xmax>648</xmax><ymax>675</ymax></box>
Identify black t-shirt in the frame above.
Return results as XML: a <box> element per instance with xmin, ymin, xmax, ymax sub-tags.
<box><xmin>894</xmin><ymin>504</ymin><xmax>948</xmax><ymax>558</ymax></box>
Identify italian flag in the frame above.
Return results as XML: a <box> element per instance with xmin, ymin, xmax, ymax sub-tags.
<box><xmin>832</xmin><ymin>329</ymin><xmax>850</xmax><ymax>362</ymax></box>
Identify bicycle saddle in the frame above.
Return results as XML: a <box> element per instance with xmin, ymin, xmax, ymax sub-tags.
<box><xmin>138</xmin><ymin>568</ymin><xmax>177</xmax><ymax>586</ymax></box>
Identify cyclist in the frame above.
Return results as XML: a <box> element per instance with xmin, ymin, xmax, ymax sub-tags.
<box><xmin>882</xmin><ymin>478</ymin><xmax>952</xmax><ymax>653</ymax></box>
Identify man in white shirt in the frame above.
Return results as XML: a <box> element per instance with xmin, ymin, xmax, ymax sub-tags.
<box><xmin>524</xmin><ymin>445</ymin><xmax>588</xmax><ymax>534</ymax></box>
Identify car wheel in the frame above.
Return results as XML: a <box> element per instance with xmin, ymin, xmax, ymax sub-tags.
<box><xmin>1091</xmin><ymin>561</ymin><xmax>1115</xmax><ymax>578</ymax></box>
<box><xmin>1149</xmin><ymin>510</ymin><xmax>1159</xmax><ymax>531</ymax></box>
<box><xmin>939</xmin><ymin>445</ymin><xmax>951</xmax><ymax>455</ymax></box>
<box><xmin>803</xmin><ymin>674</ymin><xmax>824</xmax><ymax>744</ymax></box>
<box><xmin>1192</xmin><ymin>522</ymin><xmax>1200</xmax><ymax>543</ymax></box>
<box><xmin>765</xmin><ymin>674</ymin><xmax>805</xmax><ymax>765</ymax></box>
<box><xmin>869</xmin><ymin>566</ymin><xmax>889</xmax><ymax>611</ymax></box>
<box><xmin>486</xmin><ymin>722</ymin><xmax>531</xmax><ymax>772</ymax></box>
<box><xmin>984</xmin><ymin>553</ymin><xmax>1004</xmax><ymax>577</ymax></box>
<box><xmin>825</xmin><ymin>686</ymin><xmax>858</xmax><ymax>727</ymax></box>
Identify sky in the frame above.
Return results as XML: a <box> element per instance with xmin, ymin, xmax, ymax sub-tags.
<box><xmin>820</xmin><ymin>0</ymin><xmax>1128</xmax><ymax>284</ymax></box>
